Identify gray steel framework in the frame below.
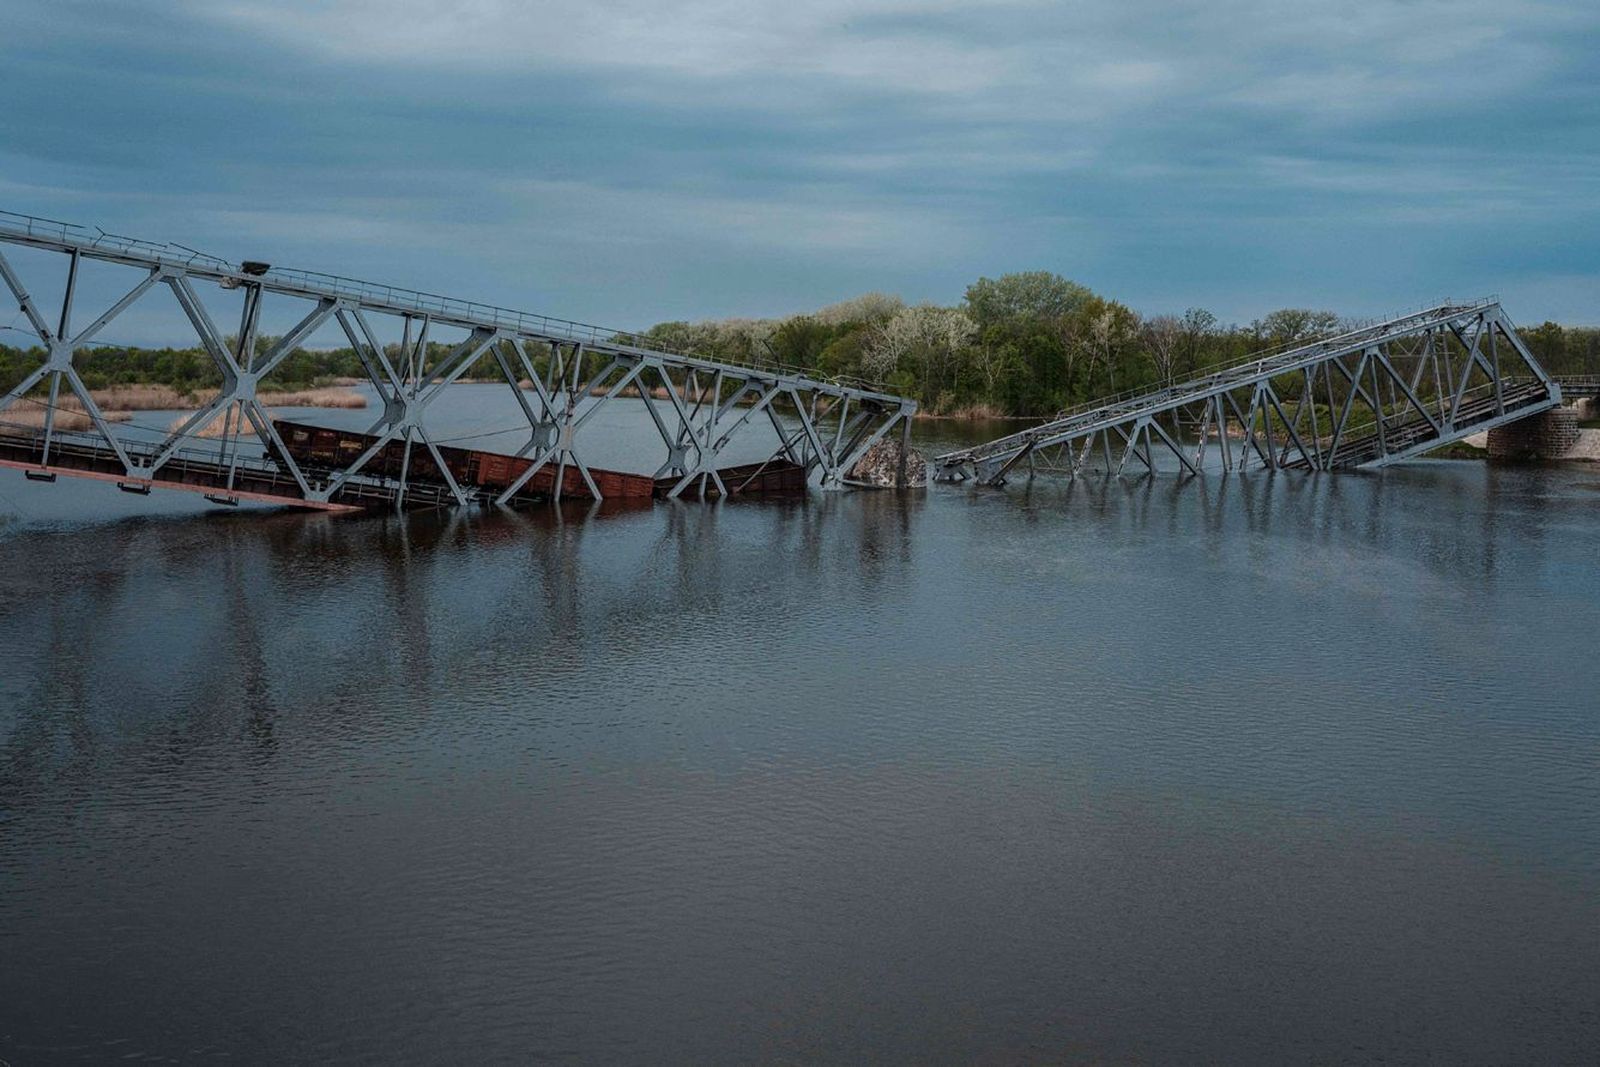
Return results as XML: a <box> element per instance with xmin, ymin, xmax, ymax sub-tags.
<box><xmin>1552</xmin><ymin>375</ymin><xmax>1600</xmax><ymax>398</ymax></box>
<box><xmin>0</xmin><ymin>210</ymin><xmax>917</xmax><ymax>508</ymax></box>
<box><xmin>935</xmin><ymin>300</ymin><xmax>1559</xmax><ymax>485</ymax></box>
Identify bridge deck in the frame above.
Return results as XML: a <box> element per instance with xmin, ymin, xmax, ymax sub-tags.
<box><xmin>0</xmin><ymin>420</ymin><xmax>812</xmax><ymax>511</ymax></box>
<box><xmin>1282</xmin><ymin>381</ymin><xmax>1555</xmax><ymax>469</ymax></box>
<box><xmin>2</xmin><ymin>428</ymin><xmax>336</xmax><ymax>509</ymax></box>
<box><xmin>0</xmin><ymin>424</ymin><xmax>445</xmax><ymax>510</ymax></box>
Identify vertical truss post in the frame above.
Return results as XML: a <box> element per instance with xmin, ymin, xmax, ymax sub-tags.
<box><xmin>897</xmin><ymin>411</ymin><xmax>912</xmax><ymax>488</ymax></box>
<box><xmin>1192</xmin><ymin>401</ymin><xmax>1210</xmax><ymax>470</ymax></box>
<box><xmin>1306</xmin><ymin>367</ymin><xmax>1323</xmax><ymax>470</ymax></box>
<box><xmin>1489</xmin><ymin>323</ymin><xmax>1505</xmax><ymax>415</ymax></box>
<box><xmin>1367</xmin><ymin>349</ymin><xmax>1389</xmax><ymax>460</ymax></box>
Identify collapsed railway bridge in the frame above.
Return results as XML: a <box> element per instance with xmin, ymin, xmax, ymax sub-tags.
<box><xmin>3</xmin><ymin>209</ymin><xmax>1583</xmax><ymax>519</ymax></box>
<box><xmin>0</xmin><ymin>210</ymin><xmax>918</xmax><ymax>512</ymax></box>
<box><xmin>935</xmin><ymin>300</ymin><xmax>1569</xmax><ymax>485</ymax></box>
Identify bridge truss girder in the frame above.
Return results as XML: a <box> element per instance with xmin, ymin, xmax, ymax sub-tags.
<box><xmin>936</xmin><ymin>301</ymin><xmax>1558</xmax><ymax>486</ymax></box>
<box><xmin>0</xmin><ymin>213</ymin><xmax>916</xmax><ymax>508</ymax></box>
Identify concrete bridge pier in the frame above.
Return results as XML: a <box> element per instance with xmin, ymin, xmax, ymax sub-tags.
<box><xmin>1486</xmin><ymin>406</ymin><xmax>1580</xmax><ymax>460</ymax></box>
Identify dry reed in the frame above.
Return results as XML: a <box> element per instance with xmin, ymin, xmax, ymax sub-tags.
<box><xmin>180</xmin><ymin>412</ymin><xmax>256</xmax><ymax>440</ymax></box>
<box><xmin>61</xmin><ymin>384</ymin><xmax>367</xmax><ymax>412</ymax></box>
<box><xmin>255</xmin><ymin>387</ymin><xmax>367</xmax><ymax>409</ymax></box>
<box><xmin>2</xmin><ymin>407</ymin><xmax>133</xmax><ymax>432</ymax></box>
<box><xmin>916</xmin><ymin>401</ymin><xmax>1012</xmax><ymax>420</ymax></box>
<box><xmin>166</xmin><ymin>386</ymin><xmax>366</xmax><ymax>440</ymax></box>
<box><xmin>77</xmin><ymin>384</ymin><xmax>200</xmax><ymax>411</ymax></box>
<box><xmin>1</xmin><ymin>384</ymin><xmax>362</xmax><ymax>440</ymax></box>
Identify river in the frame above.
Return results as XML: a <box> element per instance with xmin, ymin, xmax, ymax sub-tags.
<box><xmin>1</xmin><ymin>402</ymin><xmax>1597</xmax><ymax>1062</ymax></box>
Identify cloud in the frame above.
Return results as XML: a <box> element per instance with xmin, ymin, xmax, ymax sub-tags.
<box><xmin>189</xmin><ymin>0</ymin><xmax>1586</xmax><ymax>116</ymax></box>
<box><xmin>198</xmin><ymin>0</ymin><xmax>1032</xmax><ymax>82</ymax></box>
<box><xmin>0</xmin><ymin>0</ymin><xmax>1596</xmax><ymax>327</ymax></box>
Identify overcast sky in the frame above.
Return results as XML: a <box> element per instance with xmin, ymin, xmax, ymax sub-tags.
<box><xmin>3</xmin><ymin>0</ymin><xmax>1597</xmax><ymax>331</ymax></box>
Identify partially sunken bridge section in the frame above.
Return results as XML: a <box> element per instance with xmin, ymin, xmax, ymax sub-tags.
<box><xmin>0</xmin><ymin>209</ymin><xmax>917</xmax><ymax>511</ymax></box>
<box><xmin>935</xmin><ymin>300</ymin><xmax>1560</xmax><ymax>485</ymax></box>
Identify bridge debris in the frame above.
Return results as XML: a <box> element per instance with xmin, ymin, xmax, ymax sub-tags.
<box><xmin>848</xmin><ymin>437</ymin><xmax>927</xmax><ymax>488</ymax></box>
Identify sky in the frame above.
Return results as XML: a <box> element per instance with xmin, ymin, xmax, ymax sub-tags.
<box><xmin>2</xmin><ymin>0</ymin><xmax>1597</xmax><ymax>334</ymax></box>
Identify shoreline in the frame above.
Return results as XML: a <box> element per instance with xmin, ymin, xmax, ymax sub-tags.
<box><xmin>913</xmin><ymin>410</ymin><xmax>1038</xmax><ymax>422</ymax></box>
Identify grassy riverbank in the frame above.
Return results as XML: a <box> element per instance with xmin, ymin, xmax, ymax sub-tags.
<box><xmin>0</xmin><ymin>383</ymin><xmax>366</xmax><ymax>435</ymax></box>
<box><xmin>1426</xmin><ymin>439</ymin><xmax>1489</xmax><ymax>459</ymax></box>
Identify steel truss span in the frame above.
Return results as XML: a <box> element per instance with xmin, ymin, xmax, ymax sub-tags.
<box><xmin>935</xmin><ymin>301</ymin><xmax>1560</xmax><ymax>486</ymax></box>
<box><xmin>0</xmin><ymin>210</ymin><xmax>917</xmax><ymax>510</ymax></box>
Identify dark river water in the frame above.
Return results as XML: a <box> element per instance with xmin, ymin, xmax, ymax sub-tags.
<box><xmin>1</xmin><ymin>403</ymin><xmax>1598</xmax><ymax>1063</ymax></box>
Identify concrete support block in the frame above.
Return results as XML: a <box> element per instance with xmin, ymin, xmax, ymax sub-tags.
<box><xmin>1486</xmin><ymin>407</ymin><xmax>1580</xmax><ymax>459</ymax></box>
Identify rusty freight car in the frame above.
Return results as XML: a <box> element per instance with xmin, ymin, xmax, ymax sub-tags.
<box><xmin>654</xmin><ymin>459</ymin><xmax>810</xmax><ymax>497</ymax></box>
<box><xmin>271</xmin><ymin>420</ymin><xmax>656</xmax><ymax>504</ymax></box>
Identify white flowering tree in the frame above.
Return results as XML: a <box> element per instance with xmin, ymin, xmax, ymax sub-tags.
<box><xmin>863</xmin><ymin>304</ymin><xmax>977</xmax><ymax>399</ymax></box>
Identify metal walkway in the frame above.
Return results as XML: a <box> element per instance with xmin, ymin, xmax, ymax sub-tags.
<box><xmin>935</xmin><ymin>300</ymin><xmax>1560</xmax><ymax>485</ymax></box>
<box><xmin>0</xmin><ymin>210</ymin><xmax>917</xmax><ymax>511</ymax></box>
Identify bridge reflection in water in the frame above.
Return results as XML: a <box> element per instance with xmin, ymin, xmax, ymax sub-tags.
<box><xmin>4</xmin><ymin>461</ymin><xmax>1597</xmax><ymax>1062</ymax></box>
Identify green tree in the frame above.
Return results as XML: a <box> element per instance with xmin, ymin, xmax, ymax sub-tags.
<box><xmin>964</xmin><ymin>272</ymin><xmax>1093</xmax><ymax>330</ymax></box>
<box><xmin>1254</xmin><ymin>308</ymin><xmax>1339</xmax><ymax>346</ymax></box>
<box><xmin>768</xmin><ymin>315</ymin><xmax>835</xmax><ymax>370</ymax></box>
<box><xmin>1178</xmin><ymin>307</ymin><xmax>1218</xmax><ymax>375</ymax></box>
<box><xmin>862</xmin><ymin>304</ymin><xmax>976</xmax><ymax>408</ymax></box>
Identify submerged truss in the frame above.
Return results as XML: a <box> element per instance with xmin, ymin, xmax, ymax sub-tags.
<box><xmin>936</xmin><ymin>301</ymin><xmax>1559</xmax><ymax>485</ymax></box>
<box><xmin>0</xmin><ymin>210</ymin><xmax>917</xmax><ymax>509</ymax></box>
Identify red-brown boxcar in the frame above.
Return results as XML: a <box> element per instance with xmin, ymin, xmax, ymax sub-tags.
<box><xmin>654</xmin><ymin>459</ymin><xmax>810</xmax><ymax>498</ymax></box>
<box><xmin>271</xmin><ymin>420</ymin><xmax>655</xmax><ymax>503</ymax></box>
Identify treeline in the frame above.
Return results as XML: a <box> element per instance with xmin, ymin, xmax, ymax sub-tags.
<box><xmin>0</xmin><ymin>340</ymin><xmax>370</xmax><ymax>395</ymax></box>
<box><xmin>4</xmin><ymin>271</ymin><xmax>1598</xmax><ymax>417</ymax></box>
<box><xmin>642</xmin><ymin>274</ymin><xmax>1600</xmax><ymax>416</ymax></box>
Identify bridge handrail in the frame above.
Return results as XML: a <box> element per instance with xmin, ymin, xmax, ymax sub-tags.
<box><xmin>0</xmin><ymin>209</ymin><xmax>895</xmax><ymax>401</ymax></box>
<box><xmin>1548</xmin><ymin>374</ymin><xmax>1600</xmax><ymax>395</ymax></box>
